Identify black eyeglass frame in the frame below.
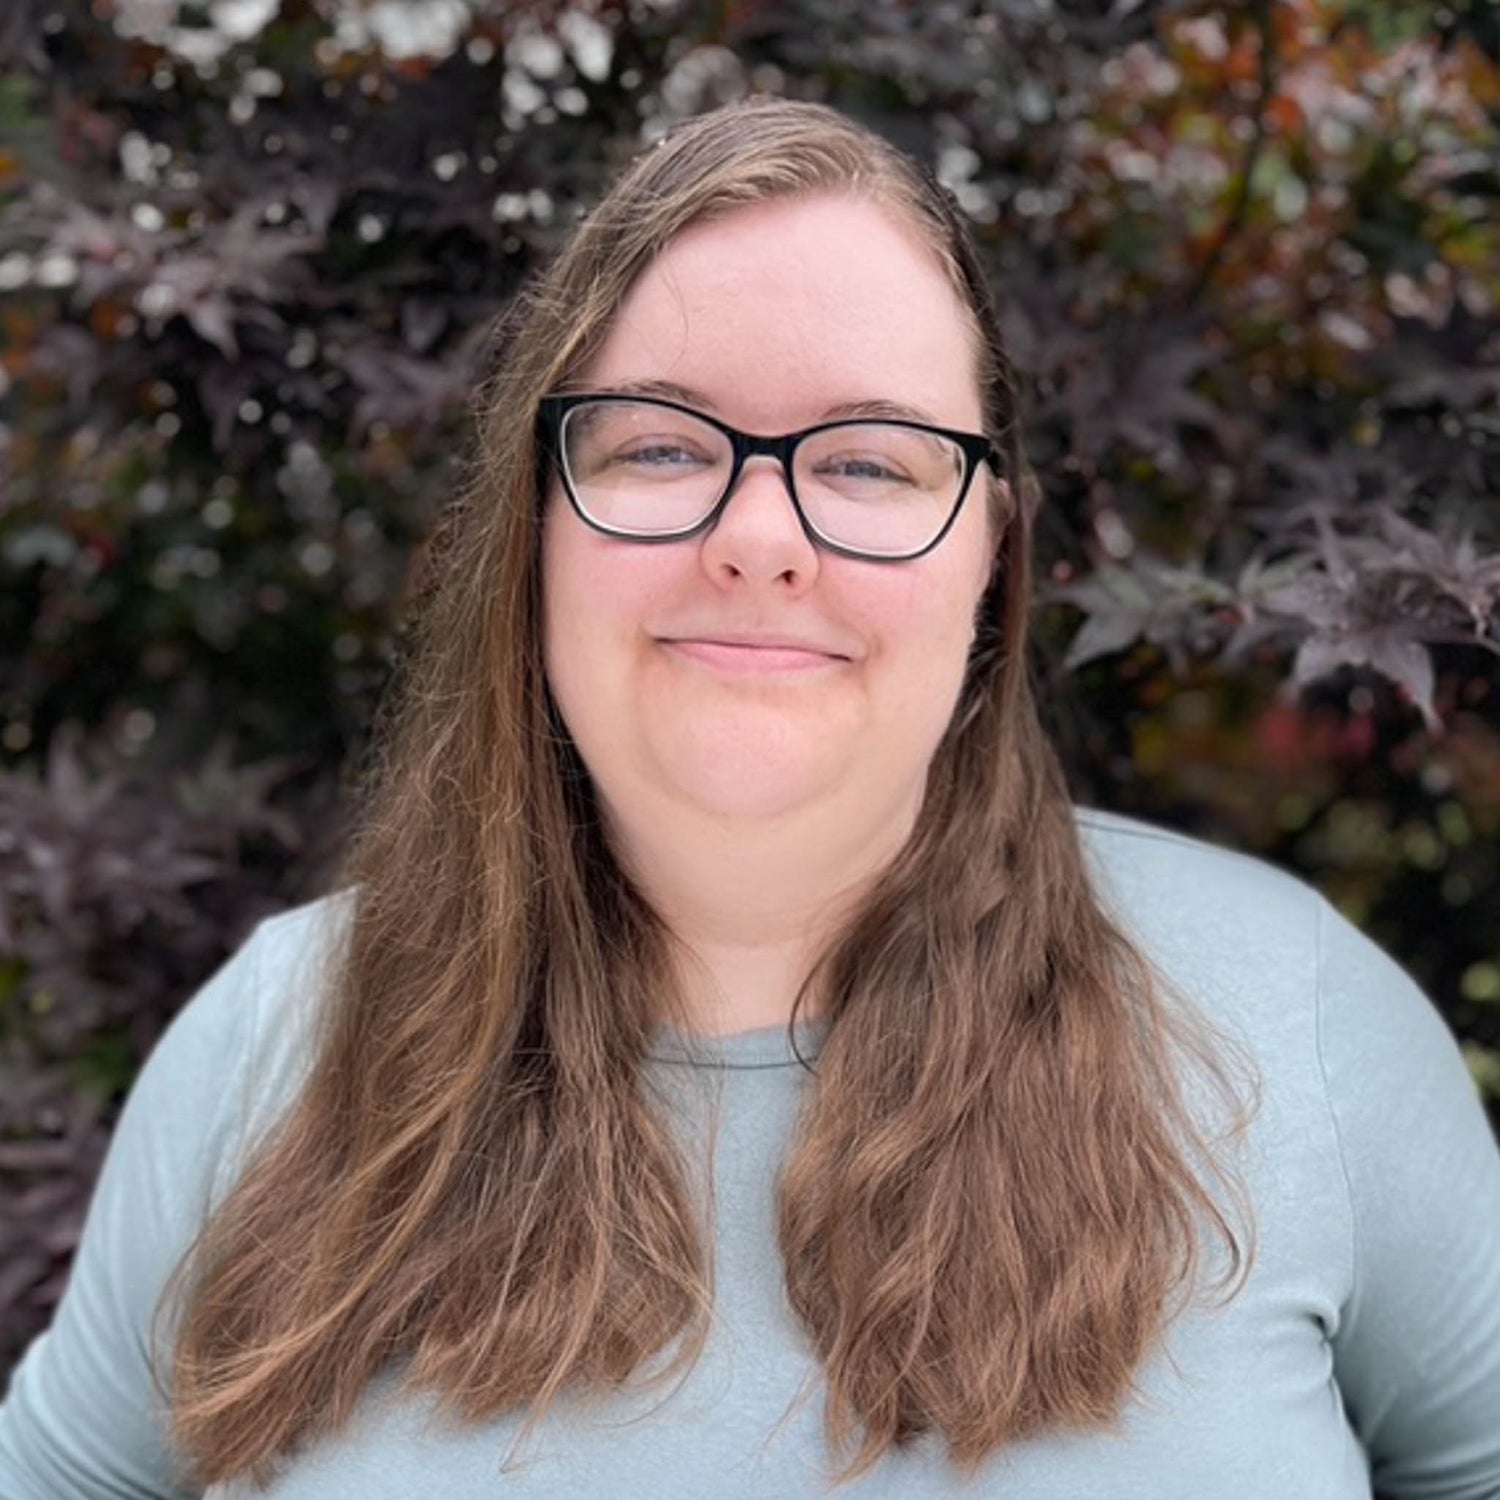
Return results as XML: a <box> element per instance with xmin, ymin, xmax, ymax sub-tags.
<box><xmin>538</xmin><ymin>392</ymin><xmax>1002</xmax><ymax>563</ymax></box>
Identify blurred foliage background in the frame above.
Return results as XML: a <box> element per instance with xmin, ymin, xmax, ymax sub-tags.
<box><xmin>1</xmin><ymin>0</ymin><xmax>1497</xmax><ymax>1372</ymax></box>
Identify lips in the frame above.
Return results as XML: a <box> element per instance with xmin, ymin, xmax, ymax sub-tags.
<box><xmin>661</xmin><ymin>636</ymin><xmax>850</xmax><ymax>673</ymax></box>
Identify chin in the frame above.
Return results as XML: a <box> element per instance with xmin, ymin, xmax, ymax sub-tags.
<box><xmin>665</xmin><ymin>770</ymin><xmax>841</xmax><ymax>825</ymax></box>
<box><xmin>635</xmin><ymin>693</ymin><xmax>857</xmax><ymax>811</ymax></box>
<box><xmin>648</xmin><ymin>742</ymin><xmax>854</xmax><ymax>826</ymax></box>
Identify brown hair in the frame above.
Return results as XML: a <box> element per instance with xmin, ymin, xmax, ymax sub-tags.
<box><xmin>164</xmin><ymin>96</ymin><xmax>1256</xmax><ymax>1487</ymax></box>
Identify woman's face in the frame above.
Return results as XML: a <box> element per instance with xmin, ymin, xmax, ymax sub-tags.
<box><xmin>541</xmin><ymin>192</ymin><xmax>1000</xmax><ymax>837</ymax></box>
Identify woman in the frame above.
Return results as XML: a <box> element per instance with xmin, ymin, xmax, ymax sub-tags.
<box><xmin>2</xmin><ymin>97</ymin><xmax>1497</xmax><ymax>1500</ymax></box>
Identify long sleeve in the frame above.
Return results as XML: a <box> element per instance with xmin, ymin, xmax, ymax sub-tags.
<box><xmin>0</xmin><ymin>926</ymin><xmax>270</xmax><ymax>1500</ymax></box>
<box><xmin>1319</xmin><ymin>897</ymin><xmax>1500</xmax><ymax>1499</ymax></box>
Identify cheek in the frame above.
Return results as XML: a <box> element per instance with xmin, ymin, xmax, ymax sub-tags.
<box><xmin>540</xmin><ymin>502</ymin><xmax>677</xmax><ymax>710</ymax></box>
<box><xmin>843</xmin><ymin>565</ymin><xmax>980</xmax><ymax>714</ymax></box>
<box><xmin>540</xmin><ymin>500</ymin><xmax>604</xmax><ymax>720</ymax></box>
<box><xmin>864</xmin><ymin>504</ymin><xmax>992</xmax><ymax>658</ymax></box>
<box><xmin>543</xmin><ymin>494</ymin><xmax>631</xmax><ymax>639</ymax></box>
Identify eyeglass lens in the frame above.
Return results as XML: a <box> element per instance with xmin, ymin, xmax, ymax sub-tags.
<box><xmin>560</xmin><ymin>401</ymin><xmax>967</xmax><ymax>557</ymax></box>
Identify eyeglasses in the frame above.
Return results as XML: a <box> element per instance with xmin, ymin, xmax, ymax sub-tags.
<box><xmin>538</xmin><ymin>392</ymin><xmax>1001</xmax><ymax>563</ymax></box>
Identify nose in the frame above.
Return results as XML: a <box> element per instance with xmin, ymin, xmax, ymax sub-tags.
<box><xmin>698</xmin><ymin>454</ymin><xmax>820</xmax><ymax>589</ymax></box>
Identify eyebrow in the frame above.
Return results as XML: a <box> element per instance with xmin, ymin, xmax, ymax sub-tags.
<box><xmin>581</xmin><ymin>377</ymin><xmax>944</xmax><ymax>427</ymax></box>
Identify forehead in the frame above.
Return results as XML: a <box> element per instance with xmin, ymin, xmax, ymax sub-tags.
<box><xmin>577</xmin><ymin>193</ymin><xmax>983</xmax><ymax>431</ymax></box>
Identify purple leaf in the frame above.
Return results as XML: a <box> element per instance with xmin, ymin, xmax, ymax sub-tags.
<box><xmin>1064</xmin><ymin>609</ymin><xmax>1146</xmax><ymax>669</ymax></box>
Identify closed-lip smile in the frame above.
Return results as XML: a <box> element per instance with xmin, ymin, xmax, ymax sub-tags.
<box><xmin>660</xmin><ymin>633</ymin><xmax>851</xmax><ymax>672</ymax></box>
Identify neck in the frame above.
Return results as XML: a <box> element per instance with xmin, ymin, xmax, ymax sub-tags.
<box><xmin>604</xmin><ymin>789</ymin><xmax>921</xmax><ymax>1037</ymax></box>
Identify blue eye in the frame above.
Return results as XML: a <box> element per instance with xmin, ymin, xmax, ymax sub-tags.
<box><xmin>831</xmin><ymin>458</ymin><xmax>904</xmax><ymax>480</ymax></box>
<box><xmin>811</xmin><ymin>455</ymin><xmax>915</xmax><ymax>488</ymax></box>
<box><xmin>616</xmin><ymin>443</ymin><xmax>710</xmax><ymax>469</ymax></box>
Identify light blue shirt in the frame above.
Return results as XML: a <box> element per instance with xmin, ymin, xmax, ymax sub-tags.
<box><xmin>3</xmin><ymin>809</ymin><xmax>1499</xmax><ymax>1498</ymax></box>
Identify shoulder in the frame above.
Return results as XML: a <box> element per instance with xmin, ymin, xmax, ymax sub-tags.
<box><xmin>133</xmin><ymin>887</ymin><xmax>357</xmax><ymax>1204</ymax></box>
<box><xmin>0</xmin><ymin>889</ymin><xmax>361</xmax><ymax>1499</ymax></box>
<box><xmin>1071</xmin><ymin>807</ymin><xmax>1474</xmax><ymax>1159</ymax></box>
<box><xmin>162</xmin><ymin>885</ymin><xmax>354</xmax><ymax>1050</ymax></box>
<box><xmin>223</xmin><ymin>886</ymin><xmax>356</xmax><ymax>1120</ymax></box>
<box><xmin>248</xmin><ymin>885</ymin><xmax>358</xmax><ymax>979</ymax></box>
<box><xmin>1071</xmin><ymin>805</ymin><xmax>1447</xmax><ymax>1028</ymax></box>
<box><xmin>1072</xmin><ymin>806</ymin><xmax>1324</xmax><ymax>1003</ymax></box>
<box><xmin>1074</xmin><ymin>805</ymin><xmax>1316</xmax><ymax>910</ymax></box>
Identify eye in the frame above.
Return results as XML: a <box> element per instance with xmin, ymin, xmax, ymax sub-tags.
<box><xmin>801</xmin><ymin>423</ymin><xmax>962</xmax><ymax>499</ymax></box>
<box><xmin>810</xmin><ymin>451</ymin><xmax>916</xmax><ymax>489</ymax></box>
<box><xmin>820</xmin><ymin>455</ymin><xmax>909</xmax><ymax>481</ymax></box>
<box><xmin>612</xmin><ymin>441</ymin><xmax>713</xmax><ymax>469</ymax></box>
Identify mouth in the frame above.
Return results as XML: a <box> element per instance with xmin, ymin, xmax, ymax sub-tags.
<box><xmin>661</xmin><ymin>639</ymin><xmax>849</xmax><ymax>674</ymax></box>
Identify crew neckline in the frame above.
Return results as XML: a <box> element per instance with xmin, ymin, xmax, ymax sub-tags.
<box><xmin>647</xmin><ymin>1015</ymin><xmax>828</xmax><ymax>1069</ymax></box>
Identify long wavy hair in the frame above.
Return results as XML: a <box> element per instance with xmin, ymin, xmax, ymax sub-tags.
<box><xmin>164</xmin><ymin>96</ymin><xmax>1256</xmax><ymax>1487</ymax></box>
